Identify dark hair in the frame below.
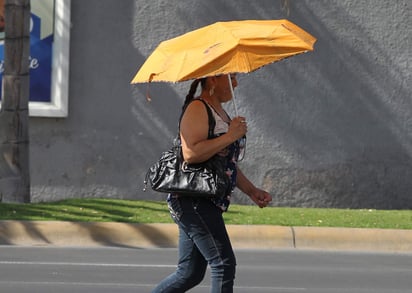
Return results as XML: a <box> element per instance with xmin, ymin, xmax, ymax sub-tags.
<box><xmin>182</xmin><ymin>78</ymin><xmax>206</xmax><ymax>110</ymax></box>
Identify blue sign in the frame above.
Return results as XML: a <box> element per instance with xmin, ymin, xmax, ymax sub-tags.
<box><xmin>0</xmin><ymin>13</ymin><xmax>53</xmax><ymax>102</ymax></box>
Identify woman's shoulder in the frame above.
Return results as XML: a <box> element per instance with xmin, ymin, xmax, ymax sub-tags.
<box><xmin>188</xmin><ymin>98</ymin><xmax>208</xmax><ymax>107</ymax></box>
<box><xmin>184</xmin><ymin>98</ymin><xmax>210</xmax><ymax>114</ymax></box>
<box><xmin>181</xmin><ymin>98</ymin><xmax>209</xmax><ymax>121</ymax></box>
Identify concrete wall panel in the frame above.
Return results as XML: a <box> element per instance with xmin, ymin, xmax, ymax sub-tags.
<box><xmin>29</xmin><ymin>0</ymin><xmax>412</xmax><ymax>208</ymax></box>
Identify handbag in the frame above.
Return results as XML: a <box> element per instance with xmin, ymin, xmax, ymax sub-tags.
<box><xmin>144</xmin><ymin>99</ymin><xmax>230</xmax><ymax>197</ymax></box>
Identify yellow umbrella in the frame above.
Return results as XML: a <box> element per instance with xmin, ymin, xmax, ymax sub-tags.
<box><xmin>131</xmin><ymin>19</ymin><xmax>316</xmax><ymax>84</ymax></box>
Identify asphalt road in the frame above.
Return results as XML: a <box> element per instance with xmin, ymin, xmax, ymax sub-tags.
<box><xmin>0</xmin><ymin>246</ymin><xmax>411</xmax><ymax>293</ymax></box>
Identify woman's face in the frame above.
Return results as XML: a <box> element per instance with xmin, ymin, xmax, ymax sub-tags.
<box><xmin>215</xmin><ymin>74</ymin><xmax>238</xmax><ymax>102</ymax></box>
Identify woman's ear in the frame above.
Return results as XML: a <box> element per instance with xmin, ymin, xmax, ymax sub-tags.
<box><xmin>208</xmin><ymin>76</ymin><xmax>221</xmax><ymax>90</ymax></box>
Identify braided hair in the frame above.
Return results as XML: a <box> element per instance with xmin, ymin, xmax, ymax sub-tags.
<box><xmin>182</xmin><ymin>78</ymin><xmax>206</xmax><ymax>111</ymax></box>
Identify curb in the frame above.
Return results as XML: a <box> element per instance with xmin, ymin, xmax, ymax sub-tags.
<box><xmin>1</xmin><ymin>221</ymin><xmax>412</xmax><ymax>253</ymax></box>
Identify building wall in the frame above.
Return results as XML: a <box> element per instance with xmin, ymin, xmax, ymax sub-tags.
<box><xmin>29</xmin><ymin>0</ymin><xmax>412</xmax><ymax>208</ymax></box>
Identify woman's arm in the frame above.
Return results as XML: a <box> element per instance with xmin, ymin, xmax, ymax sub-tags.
<box><xmin>180</xmin><ymin>100</ymin><xmax>246</xmax><ymax>163</ymax></box>
<box><xmin>236</xmin><ymin>167</ymin><xmax>272</xmax><ymax>208</ymax></box>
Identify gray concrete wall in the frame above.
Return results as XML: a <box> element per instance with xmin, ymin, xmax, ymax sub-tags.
<box><xmin>29</xmin><ymin>0</ymin><xmax>411</xmax><ymax>209</ymax></box>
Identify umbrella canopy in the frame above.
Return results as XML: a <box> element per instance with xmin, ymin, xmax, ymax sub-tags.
<box><xmin>131</xmin><ymin>19</ymin><xmax>316</xmax><ymax>83</ymax></box>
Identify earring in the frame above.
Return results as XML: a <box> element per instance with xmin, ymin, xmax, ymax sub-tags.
<box><xmin>209</xmin><ymin>86</ymin><xmax>215</xmax><ymax>96</ymax></box>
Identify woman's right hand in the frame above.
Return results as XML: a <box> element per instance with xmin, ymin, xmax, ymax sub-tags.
<box><xmin>228</xmin><ymin>116</ymin><xmax>248</xmax><ymax>141</ymax></box>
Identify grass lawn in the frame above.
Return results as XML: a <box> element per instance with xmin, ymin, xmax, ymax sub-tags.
<box><xmin>0</xmin><ymin>198</ymin><xmax>411</xmax><ymax>229</ymax></box>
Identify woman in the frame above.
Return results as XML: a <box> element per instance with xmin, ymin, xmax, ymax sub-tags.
<box><xmin>152</xmin><ymin>74</ymin><xmax>272</xmax><ymax>293</ymax></box>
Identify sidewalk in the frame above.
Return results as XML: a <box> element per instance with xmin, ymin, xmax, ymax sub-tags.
<box><xmin>1</xmin><ymin>221</ymin><xmax>412</xmax><ymax>253</ymax></box>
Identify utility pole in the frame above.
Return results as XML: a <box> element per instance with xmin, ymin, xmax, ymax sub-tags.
<box><xmin>0</xmin><ymin>0</ymin><xmax>30</xmax><ymax>203</ymax></box>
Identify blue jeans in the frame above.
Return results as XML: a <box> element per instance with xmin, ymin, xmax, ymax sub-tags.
<box><xmin>151</xmin><ymin>196</ymin><xmax>236</xmax><ymax>293</ymax></box>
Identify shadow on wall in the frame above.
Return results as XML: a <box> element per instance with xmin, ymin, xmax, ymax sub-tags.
<box><xmin>249</xmin><ymin>2</ymin><xmax>412</xmax><ymax>209</ymax></box>
<box><xmin>131</xmin><ymin>1</ymin><xmax>412</xmax><ymax>209</ymax></box>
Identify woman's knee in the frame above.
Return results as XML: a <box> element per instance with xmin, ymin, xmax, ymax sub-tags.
<box><xmin>176</xmin><ymin>265</ymin><xmax>207</xmax><ymax>287</ymax></box>
<box><xmin>210</xmin><ymin>256</ymin><xmax>236</xmax><ymax>278</ymax></box>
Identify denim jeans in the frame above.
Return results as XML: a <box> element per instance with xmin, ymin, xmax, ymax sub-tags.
<box><xmin>151</xmin><ymin>196</ymin><xmax>236</xmax><ymax>293</ymax></box>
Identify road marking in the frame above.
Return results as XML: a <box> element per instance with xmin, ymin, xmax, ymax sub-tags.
<box><xmin>0</xmin><ymin>280</ymin><xmax>153</xmax><ymax>287</ymax></box>
<box><xmin>0</xmin><ymin>280</ymin><xmax>307</xmax><ymax>291</ymax></box>
<box><xmin>0</xmin><ymin>260</ymin><xmax>175</xmax><ymax>268</ymax></box>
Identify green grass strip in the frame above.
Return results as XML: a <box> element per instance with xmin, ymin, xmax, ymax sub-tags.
<box><xmin>0</xmin><ymin>198</ymin><xmax>411</xmax><ymax>229</ymax></box>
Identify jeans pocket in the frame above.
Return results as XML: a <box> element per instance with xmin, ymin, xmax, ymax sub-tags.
<box><xmin>167</xmin><ymin>196</ymin><xmax>183</xmax><ymax>222</ymax></box>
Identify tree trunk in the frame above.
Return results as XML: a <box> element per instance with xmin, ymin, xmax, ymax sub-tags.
<box><xmin>0</xmin><ymin>0</ymin><xmax>30</xmax><ymax>203</ymax></box>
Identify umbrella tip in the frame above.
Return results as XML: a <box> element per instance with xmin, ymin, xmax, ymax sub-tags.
<box><xmin>146</xmin><ymin>83</ymin><xmax>152</xmax><ymax>102</ymax></box>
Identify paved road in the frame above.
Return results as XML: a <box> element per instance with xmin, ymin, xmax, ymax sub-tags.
<box><xmin>0</xmin><ymin>246</ymin><xmax>410</xmax><ymax>293</ymax></box>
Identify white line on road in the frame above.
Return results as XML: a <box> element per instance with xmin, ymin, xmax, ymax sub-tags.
<box><xmin>0</xmin><ymin>260</ymin><xmax>175</xmax><ymax>268</ymax></box>
<box><xmin>0</xmin><ymin>280</ymin><xmax>307</xmax><ymax>291</ymax></box>
<box><xmin>0</xmin><ymin>280</ymin><xmax>153</xmax><ymax>287</ymax></box>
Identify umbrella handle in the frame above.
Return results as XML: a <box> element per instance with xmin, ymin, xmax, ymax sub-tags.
<box><xmin>228</xmin><ymin>74</ymin><xmax>238</xmax><ymax>116</ymax></box>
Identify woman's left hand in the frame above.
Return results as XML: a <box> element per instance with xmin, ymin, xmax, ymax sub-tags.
<box><xmin>250</xmin><ymin>188</ymin><xmax>272</xmax><ymax>208</ymax></box>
